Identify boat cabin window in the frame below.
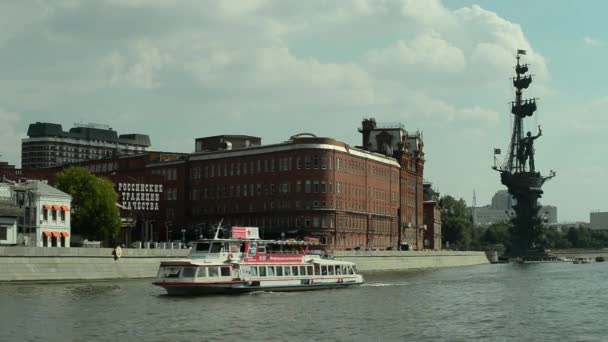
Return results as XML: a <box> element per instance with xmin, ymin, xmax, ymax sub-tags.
<box><xmin>336</xmin><ymin>266</ymin><xmax>341</xmax><ymax>275</ymax></box>
<box><xmin>276</xmin><ymin>266</ymin><xmax>283</xmax><ymax>276</ymax></box>
<box><xmin>208</xmin><ymin>267</ymin><xmax>219</xmax><ymax>277</ymax></box>
<box><xmin>220</xmin><ymin>267</ymin><xmax>231</xmax><ymax>277</ymax></box>
<box><xmin>283</xmin><ymin>266</ymin><xmax>291</xmax><ymax>276</ymax></box>
<box><xmin>267</xmin><ymin>266</ymin><xmax>275</xmax><ymax>276</ymax></box>
<box><xmin>292</xmin><ymin>266</ymin><xmax>299</xmax><ymax>276</ymax></box>
<box><xmin>250</xmin><ymin>267</ymin><xmax>258</xmax><ymax>277</ymax></box>
<box><xmin>195</xmin><ymin>242</ymin><xmax>223</xmax><ymax>253</ymax></box>
<box><xmin>321</xmin><ymin>265</ymin><xmax>328</xmax><ymax>275</ymax></box>
<box><xmin>197</xmin><ymin>268</ymin><xmax>207</xmax><ymax>277</ymax></box>
<box><xmin>182</xmin><ymin>267</ymin><xmax>196</xmax><ymax>278</ymax></box>
<box><xmin>328</xmin><ymin>265</ymin><xmax>335</xmax><ymax>275</ymax></box>
<box><xmin>307</xmin><ymin>266</ymin><xmax>313</xmax><ymax>276</ymax></box>
<box><xmin>259</xmin><ymin>266</ymin><xmax>267</xmax><ymax>277</ymax></box>
<box><xmin>314</xmin><ymin>264</ymin><xmax>320</xmax><ymax>275</ymax></box>
<box><xmin>163</xmin><ymin>267</ymin><xmax>181</xmax><ymax>278</ymax></box>
<box><xmin>300</xmin><ymin>266</ymin><xmax>307</xmax><ymax>276</ymax></box>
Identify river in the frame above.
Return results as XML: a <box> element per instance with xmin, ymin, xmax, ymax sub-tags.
<box><xmin>1</xmin><ymin>262</ymin><xmax>607</xmax><ymax>342</ymax></box>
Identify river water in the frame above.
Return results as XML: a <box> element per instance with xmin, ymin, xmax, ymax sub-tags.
<box><xmin>2</xmin><ymin>262</ymin><xmax>608</xmax><ymax>342</ymax></box>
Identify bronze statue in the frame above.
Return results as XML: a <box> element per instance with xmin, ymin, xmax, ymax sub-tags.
<box><xmin>518</xmin><ymin>126</ymin><xmax>542</xmax><ymax>172</ymax></box>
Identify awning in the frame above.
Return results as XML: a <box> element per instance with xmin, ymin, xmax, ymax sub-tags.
<box><xmin>60</xmin><ymin>231</ymin><xmax>70</xmax><ymax>238</ymax></box>
<box><xmin>43</xmin><ymin>231</ymin><xmax>52</xmax><ymax>237</ymax></box>
<box><xmin>51</xmin><ymin>231</ymin><xmax>60</xmax><ymax>238</ymax></box>
<box><xmin>43</xmin><ymin>204</ymin><xmax>51</xmax><ymax>210</ymax></box>
<box><xmin>61</xmin><ymin>205</ymin><xmax>70</xmax><ymax>212</ymax></box>
<box><xmin>52</xmin><ymin>205</ymin><xmax>61</xmax><ymax>211</ymax></box>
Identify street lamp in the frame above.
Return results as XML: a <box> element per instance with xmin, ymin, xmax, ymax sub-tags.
<box><xmin>181</xmin><ymin>228</ymin><xmax>186</xmax><ymax>244</ymax></box>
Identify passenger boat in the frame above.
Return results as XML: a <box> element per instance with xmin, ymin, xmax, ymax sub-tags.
<box><xmin>153</xmin><ymin>226</ymin><xmax>364</xmax><ymax>295</ymax></box>
<box><xmin>573</xmin><ymin>257</ymin><xmax>592</xmax><ymax>264</ymax></box>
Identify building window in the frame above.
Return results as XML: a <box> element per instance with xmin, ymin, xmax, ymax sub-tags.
<box><xmin>313</xmin><ymin>156</ymin><xmax>319</xmax><ymax>169</ymax></box>
<box><xmin>313</xmin><ymin>200</ymin><xmax>319</xmax><ymax>208</ymax></box>
<box><xmin>313</xmin><ymin>181</ymin><xmax>319</xmax><ymax>193</ymax></box>
<box><xmin>243</xmin><ymin>162</ymin><xmax>248</xmax><ymax>175</ymax></box>
<box><xmin>305</xmin><ymin>217</ymin><xmax>312</xmax><ymax>227</ymax></box>
<box><xmin>305</xmin><ymin>180</ymin><xmax>311</xmax><ymax>193</ymax></box>
<box><xmin>321</xmin><ymin>181</ymin><xmax>326</xmax><ymax>193</ymax></box>
<box><xmin>304</xmin><ymin>156</ymin><xmax>311</xmax><ymax>169</ymax></box>
<box><xmin>264</xmin><ymin>160</ymin><xmax>268</xmax><ymax>172</ymax></box>
<box><xmin>296</xmin><ymin>157</ymin><xmax>301</xmax><ymax>170</ymax></box>
<box><xmin>313</xmin><ymin>217</ymin><xmax>320</xmax><ymax>228</ymax></box>
<box><xmin>257</xmin><ymin>184</ymin><xmax>262</xmax><ymax>195</ymax></box>
<box><xmin>270</xmin><ymin>159</ymin><xmax>275</xmax><ymax>171</ymax></box>
<box><xmin>52</xmin><ymin>208</ymin><xmax>57</xmax><ymax>221</ymax></box>
<box><xmin>321</xmin><ymin>158</ymin><xmax>327</xmax><ymax>170</ymax></box>
<box><xmin>296</xmin><ymin>181</ymin><xmax>301</xmax><ymax>193</ymax></box>
<box><xmin>0</xmin><ymin>226</ymin><xmax>7</xmax><ymax>240</ymax></box>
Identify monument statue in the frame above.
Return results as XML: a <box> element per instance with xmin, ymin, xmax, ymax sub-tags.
<box><xmin>492</xmin><ymin>50</ymin><xmax>555</xmax><ymax>258</ymax></box>
<box><xmin>517</xmin><ymin>126</ymin><xmax>542</xmax><ymax>172</ymax></box>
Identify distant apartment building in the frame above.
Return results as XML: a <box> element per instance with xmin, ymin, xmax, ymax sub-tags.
<box><xmin>22</xmin><ymin>122</ymin><xmax>151</xmax><ymax>168</ymax></box>
<box><xmin>590</xmin><ymin>211</ymin><xmax>608</xmax><ymax>230</ymax></box>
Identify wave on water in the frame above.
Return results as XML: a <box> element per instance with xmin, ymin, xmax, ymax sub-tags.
<box><xmin>362</xmin><ymin>282</ymin><xmax>409</xmax><ymax>287</ymax></box>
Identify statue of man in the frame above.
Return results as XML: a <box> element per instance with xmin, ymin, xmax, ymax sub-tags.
<box><xmin>520</xmin><ymin>126</ymin><xmax>542</xmax><ymax>171</ymax></box>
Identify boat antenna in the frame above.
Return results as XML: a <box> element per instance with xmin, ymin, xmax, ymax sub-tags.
<box><xmin>213</xmin><ymin>219</ymin><xmax>224</xmax><ymax>240</ymax></box>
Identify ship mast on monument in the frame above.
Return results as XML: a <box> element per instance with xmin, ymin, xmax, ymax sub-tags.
<box><xmin>493</xmin><ymin>49</ymin><xmax>556</xmax><ymax>256</ymax></box>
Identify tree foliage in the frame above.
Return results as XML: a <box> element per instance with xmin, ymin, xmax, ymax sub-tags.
<box><xmin>440</xmin><ymin>195</ymin><xmax>475</xmax><ymax>250</ymax></box>
<box><xmin>55</xmin><ymin>167</ymin><xmax>121</xmax><ymax>240</ymax></box>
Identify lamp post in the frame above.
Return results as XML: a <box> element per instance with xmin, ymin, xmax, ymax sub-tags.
<box><xmin>181</xmin><ymin>228</ymin><xmax>186</xmax><ymax>244</ymax></box>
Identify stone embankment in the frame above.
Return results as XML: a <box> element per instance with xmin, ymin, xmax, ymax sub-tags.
<box><xmin>0</xmin><ymin>247</ymin><xmax>489</xmax><ymax>282</ymax></box>
<box><xmin>334</xmin><ymin>250</ymin><xmax>489</xmax><ymax>272</ymax></box>
<box><xmin>0</xmin><ymin>247</ymin><xmax>189</xmax><ymax>282</ymax></box>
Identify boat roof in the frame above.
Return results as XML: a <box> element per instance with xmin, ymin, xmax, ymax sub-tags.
<box><xmin>192</xmin><ymin>238</ymin><xmax>325</xmax><ymax>246</ymax></box>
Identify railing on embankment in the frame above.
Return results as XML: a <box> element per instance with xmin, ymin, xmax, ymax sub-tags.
<box><xmin>0</xmin><ymin>247</ymin><xmax>189</xmax><ymax>282</ymax></box>
<box><xmin>333</xmin><ymin>250</ymin><xmax>489</xmax><ymax>272</ymax></box>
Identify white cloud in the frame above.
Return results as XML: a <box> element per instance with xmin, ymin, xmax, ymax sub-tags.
<box><xmin>103</xmin><ymin>41</ymin><xmax>172</xmax><ymax>89</ymax></box>
<box><xmin>0</xmin><ymin>0</ymin><xmax>549</xmax><ymax>172</ymax></box>
<box><xmin>583</xmin><ymin>36</ymin><xmax>603</xmax><ymax>47</ymax></box>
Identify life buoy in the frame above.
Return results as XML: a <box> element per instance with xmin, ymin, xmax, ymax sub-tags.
<box><xmin>113</xmin><ymin>246</ymin><xmax>122</xmax><ymax>260</ymax></box>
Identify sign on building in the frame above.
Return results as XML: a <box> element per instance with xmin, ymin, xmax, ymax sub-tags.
<box><xmin>117</xmin><ymin>183</ymin><xmax>163</xmax><ymax>211</ymax></box>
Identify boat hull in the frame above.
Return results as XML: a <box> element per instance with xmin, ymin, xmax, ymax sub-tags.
<box><xmin>153</xmin><ymin>281</ymin><xmax>362</xmax><ymax>296</ymax></box>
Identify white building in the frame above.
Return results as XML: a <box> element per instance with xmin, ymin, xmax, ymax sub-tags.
<box><xmin>13</xmin><ymin>181</ymin><xmax>72</xmax><ymax>247</ymax></box>
<box><xmin>0</xmin><ymin>184</ymin><xmax>21</xmax><ymax>245</ymax></box>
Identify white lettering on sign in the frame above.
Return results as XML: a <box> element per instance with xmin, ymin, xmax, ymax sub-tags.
<box><xmin>117</xmin><ymin>182</ymin><xmax>163</xmax><ymax>211</ymax></box>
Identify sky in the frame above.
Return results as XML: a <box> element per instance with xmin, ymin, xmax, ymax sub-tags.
<box><xmin>0</xmin><ymin>0</ymin><xmax>606</xmax><ymax>222</ymax></box>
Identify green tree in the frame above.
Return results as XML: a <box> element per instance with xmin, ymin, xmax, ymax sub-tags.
<box><xmin>440</xmin><ymin>195</ymin><xmax>475</xmax><ymax>250</ymax></box>
<box><xmin>55</xmin><ymin>167</ymin><xmax>121</xmax><ymax>240</ymax></box>
<box><xmin>482</xmin><ymin>223</ymin><xmax>511</xmax><ymax>249</ymax></box>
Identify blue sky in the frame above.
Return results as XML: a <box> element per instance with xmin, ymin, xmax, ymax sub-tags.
<box><xmin>0</xmin><ymin>0</ymin><xmax>605</xmax><ymax>222</ymax></box>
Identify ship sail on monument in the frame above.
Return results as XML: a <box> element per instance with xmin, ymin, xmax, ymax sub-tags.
<box><xmin>493</xmin><ymin>49</ymin><xmax>556</xmax><ymax>256</ymax></box>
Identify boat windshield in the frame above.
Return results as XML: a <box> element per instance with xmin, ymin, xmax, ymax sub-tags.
<box><xmin>195</xmin><ymin>242</ymin><xmax>222</xmax><ymax>253</ymax></box>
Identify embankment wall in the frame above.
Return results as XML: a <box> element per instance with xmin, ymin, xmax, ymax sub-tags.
<box><xmin>334</xmin><ymin>250</ymin><xmax>489</xmax><ymax>272</ymax></box>
<box><xmin>0</xmin><ymin>248</ymin><xmax>489</xmax><ymax>282</ymax></box>
<box><xmin>0</xmin><ymin>247</ymin><xmax>189</xmax><ymax>282</ymax></box>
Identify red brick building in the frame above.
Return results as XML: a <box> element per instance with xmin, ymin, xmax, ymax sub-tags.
<box><xmin>423</xmin><ymin>182</ymin><xmax>442</xmax><ymax>250</ymax></box>
<box><xmin>2</xmin><ymin>119</ymin><xmax>434</xmax><ymax>250</ymax></box>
